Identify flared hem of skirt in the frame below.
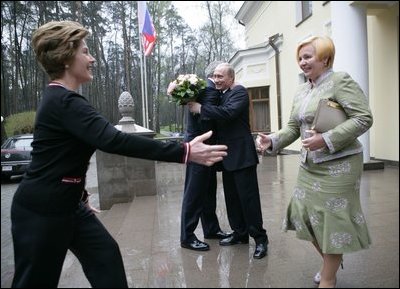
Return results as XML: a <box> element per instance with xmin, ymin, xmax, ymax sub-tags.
<box><xmin>283</xmin><ymin>227</ymin><xmax>371</xmax><ymax>254</ymax></box>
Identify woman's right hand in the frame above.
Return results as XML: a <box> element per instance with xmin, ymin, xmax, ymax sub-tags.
<box><xmin>256</xmin><ymin>133</ymin><xmax>272</xmax><ymax>153</ymax></box>
<box><xmin>188</xmin><ymin>131</ymin><xmax>227</xmax><ymax>166</ymax></box>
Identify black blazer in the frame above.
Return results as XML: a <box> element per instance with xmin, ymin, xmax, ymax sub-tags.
<box><xmin>14</xmin><ymin>86</ymin><xmax>185</xmax><ymax>213</ymax></box>
<box><xmin>184</xmin><ymin>79</ymin><xmax>219</xmax><ymax>143</ymax></box>
<box><xmin>201</xmin><ymin>85</ymin><xmax>258</xmax><ymax>171</ymax></box>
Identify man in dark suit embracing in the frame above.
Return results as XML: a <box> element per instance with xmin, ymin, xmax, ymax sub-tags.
<box><xmin>188</xmin><ymin>63</ymin><xmax>269</xmax><ymax>259</ymax></box>
<box><xmin>180</xmin><ymin>61</ymin><xmax>230</xmax><ymax>251</ymax></box>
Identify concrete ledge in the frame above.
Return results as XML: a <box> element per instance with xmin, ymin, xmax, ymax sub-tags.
<box><xmin>363</xmin><ymin>160</ymin><xmax>385</xmax><ymax>170</ymax></box>
<box><xmin>371</xmin><ymin>157</ymin><xmax>398</xmax><ymax>167</ymax></box>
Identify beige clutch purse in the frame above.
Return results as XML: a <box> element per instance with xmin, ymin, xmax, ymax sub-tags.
<box><xmin>311</xmin><ymin>99</ymin><xmax>347</xmax><ymax>132</ymax></box>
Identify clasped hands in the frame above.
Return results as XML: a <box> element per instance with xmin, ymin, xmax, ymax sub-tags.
<box><xmin>301</xmin><ymin>130</ymin><xmax>326</xmax><ymax>151</ymax></box>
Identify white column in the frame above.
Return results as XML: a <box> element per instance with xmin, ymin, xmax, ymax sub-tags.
<box><xmin>331</xmin><ymin>2</ymin><xmax>370</xmax><ymax>163</ymax></box>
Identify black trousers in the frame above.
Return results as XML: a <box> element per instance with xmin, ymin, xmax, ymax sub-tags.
<box><xmin>11</xmin><ymin>200</ymin><xmax>128</xmax><ymax>288</ymax></box>
<box><xmin>222</xmin><ymin>165</ymin><xmax>268</xmax><ymax>244</ymax></box>
<box><xmin>180</xmin><ymin>162</ymin><xmax>221</xmax><ymax>243</ymax></box>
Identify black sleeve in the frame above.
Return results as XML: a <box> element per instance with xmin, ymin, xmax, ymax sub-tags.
<box><xmin>60</xmin><ymin>92</ymin><xmax>184</xmax><ymax>163</ymax></box>
<box><xmin>201</xmin><ymin>85</ymin><xmax>249</xmax><ymax>121</ymax></box>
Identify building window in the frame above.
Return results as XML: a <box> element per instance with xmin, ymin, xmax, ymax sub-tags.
<box><xmin>248</xmin><ymin>86</ymin><xmax>270</xmax><ymax>133</ymax></box>
<box><xmin>296</xmin><ymin>1</ymin><xmax>313</xmax><ymax>26</ymax></box>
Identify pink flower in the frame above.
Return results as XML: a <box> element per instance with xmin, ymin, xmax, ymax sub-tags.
<box><xmin>167</xmin><ymin>81</ymin><xmax>177</xmax><ymax>96</ymax></box>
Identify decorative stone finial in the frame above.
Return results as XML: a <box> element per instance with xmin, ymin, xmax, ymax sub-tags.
<box><xmin>118</xmin><ymin>91</ymin><xmax>135</xmax><ymax>125</ymax></box>
<box><xmin>115</xmin><ymin>91</ymin><xmax>154</xmax><ymax>134</ymax></box>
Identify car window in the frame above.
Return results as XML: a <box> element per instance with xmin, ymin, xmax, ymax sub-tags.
<box><xmin>13</xmin><ymin>139</ymin><xmax>33</xmax><ymax>150</ymax></box>
<box><xmin>3</xmin><ymin>137</ymin><xmax>33</xmax><ymax>151</ymax></box>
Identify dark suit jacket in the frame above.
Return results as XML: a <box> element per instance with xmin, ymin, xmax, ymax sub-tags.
<box><xmin>14</xmin><ymin>86</ymin><xmax>185</xmax><ymax>213</ymax></box>
<box><xmin>201</xmin><ymin>85</ymin><xmax>258</xmax><ymax>171</ymax></box>
<box><xmin>184</xmin><ymin>79</ymin><xmax>219</xmax><ymax>143</ymax></box>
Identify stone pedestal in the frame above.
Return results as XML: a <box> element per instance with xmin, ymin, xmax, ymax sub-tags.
<box><xmin>96</xmin><ymin>91</ymin><xmax>157</xmax><ymax>210</ymax></box>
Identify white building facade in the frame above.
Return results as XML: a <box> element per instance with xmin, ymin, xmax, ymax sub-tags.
<box><xmin>232</xmin><ymin>1</ymin><xmax>399</xmax><ymax>164</ymax></box>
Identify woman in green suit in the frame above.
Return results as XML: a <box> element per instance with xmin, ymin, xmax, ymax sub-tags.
<box><xmin>257</xmin><ymin>36</ymin><xmax>373</xmax><ymax>288</ymax></box>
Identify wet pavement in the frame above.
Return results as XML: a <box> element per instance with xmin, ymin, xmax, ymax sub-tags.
<box><xmin>1</xmin><ymin>154</ymin><xmax>399</xmax><ymax>288</ymax></box>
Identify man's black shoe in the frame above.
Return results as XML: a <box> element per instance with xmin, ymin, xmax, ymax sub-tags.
<box><xmin>253</xmin><ymin>242</ymin><xmax>267</xmax><ymax>259</ymax></box>
<box><xmin>219</xmin><ymin>235</ymin><xmax>249</xmax><ymax>246</ymax></box>
<box><xmin>181</xmin><ymin>239</ymin><xmax>210</xmax><ymax>251</ymax></box>
<box><xmin>204</xmin><ymin>230</ymin><xmax>231</xmax><ymax>239</ymax></box>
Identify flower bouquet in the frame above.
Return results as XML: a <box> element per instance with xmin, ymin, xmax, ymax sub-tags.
<box><xmin>167</xmin><ymin>74</ymin><xmax>206</xmax><ymax>105</ymax></box>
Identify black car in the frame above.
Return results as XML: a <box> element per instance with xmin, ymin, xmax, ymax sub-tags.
<box><xmin>1</xmin><ymin>134</ymin><xmax>33</xmax><ymax>180</ymax></box>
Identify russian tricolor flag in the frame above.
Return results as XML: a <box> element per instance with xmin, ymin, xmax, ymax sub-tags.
<box><xmin>138</xmin><ymin>1</ymin><xmax>157</xmax><ymax>57</ymax></box>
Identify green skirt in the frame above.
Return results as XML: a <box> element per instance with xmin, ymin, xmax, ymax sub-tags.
<box><xmin>282</xmin><ymin>153</ymin><xmax>371</xmax><ymax>254</ymax></box>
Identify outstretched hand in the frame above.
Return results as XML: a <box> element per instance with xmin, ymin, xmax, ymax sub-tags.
<box><xmin>256</xmin><ymin>133</ymin><xmax>271</xmax><ymax>153</ymax></box>
<box><xmin>189</xmin><ymin>131</ymin><xmax>227</xmax><ymax>166</ymax></box>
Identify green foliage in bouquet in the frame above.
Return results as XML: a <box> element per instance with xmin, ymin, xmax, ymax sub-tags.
<box><xmin>167</xmin><ymin>74</ymin><xmax>207</xmax><ymax>105</ymax></box>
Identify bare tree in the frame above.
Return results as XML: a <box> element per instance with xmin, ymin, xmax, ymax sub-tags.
<box><xmin>1</xmin><ymin>0</ymin><xmax>240</xmax><ymax>134</ymax></box>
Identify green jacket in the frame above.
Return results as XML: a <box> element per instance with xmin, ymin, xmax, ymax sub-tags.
<box><xmin>269</xmin><ymin>70</ymin><xmax>373</xmax><ymax>164</ymax></box>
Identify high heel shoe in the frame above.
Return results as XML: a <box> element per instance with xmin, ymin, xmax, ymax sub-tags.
<box><xmin>314</xmin><ymin>258</ymin><xmax>343</xmax><ymax>284</ymax></box>
<box><xmin>313</xmin><ymin>271</ymin><xmax>321</xmax><ymax>284</ymax></box>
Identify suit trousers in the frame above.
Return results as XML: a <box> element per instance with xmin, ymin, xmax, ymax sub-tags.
<box><xmin>11</xmin><ymin>200</ymin><xmax>128</xmax><ymax>288</ymax></box>
<box><xmin>222</xmin><ymin>165</ymin><xmax>268</xmax><ymax>244</ymax></box>
<box><xmin>181</xmin><ymin>162</ymin><xmax>220</xmax><ymax>243</ymax></box>
<box><xmin>200</xmin><ymin>168</ymin><xmax>220</xmax><ymax>236</ymax></box>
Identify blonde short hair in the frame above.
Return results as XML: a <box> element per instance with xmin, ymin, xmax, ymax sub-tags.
<box><xmin>32</xmin><ymin>21</ymin><xmax>89</xmax><ymax>79</ymax></box>
<box><xmin>296</xmin><ymin>36</ymin><xmax>335</xmax><ymax>68</ymax></box>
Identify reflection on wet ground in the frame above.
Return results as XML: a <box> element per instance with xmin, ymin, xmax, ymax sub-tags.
<box><xmin>30</xmin><ymin>154</ymin><xmax>400</xmax><ymax>287</ymax></box>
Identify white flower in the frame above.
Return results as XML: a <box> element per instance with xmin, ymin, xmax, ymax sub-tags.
<box><xmin>188</xmin><ymin>74</ymin><xmax>198</xmax><ymax>85</ymax></box>
<box><xmin>166</xmin><ymin>74</ymin><xmax>206</xmax><ymax>105</ymax></box>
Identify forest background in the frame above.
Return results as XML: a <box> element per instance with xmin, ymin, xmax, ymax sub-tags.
<box><xmin>1</xmin><ymin>1</ymin><xmax>242</xmax><ymax>134</ymax></box>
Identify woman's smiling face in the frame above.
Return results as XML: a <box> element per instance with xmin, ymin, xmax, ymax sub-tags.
<box><xmin>298</xmin><ymin>43</ymin><xmax>327</xmax><ymax>82</ymax></box>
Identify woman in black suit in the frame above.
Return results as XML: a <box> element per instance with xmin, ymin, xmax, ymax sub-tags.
<box><xmin>10</xmin><ymin>20</ymin><xmax>227</xmax><ymax>288</ymax></box>
<box><xmin>188</xmin><ymin>63</ymin><xmax>269</xmax><ymax>259</ymax></box>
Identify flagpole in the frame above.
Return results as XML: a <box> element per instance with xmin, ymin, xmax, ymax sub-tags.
<box><xmin>144</xmin><ymin>54</ymin><xmax>149</xmax><ymax>128</ymax></box>
<box><xmin>137</xmin><ymin>0</ymin><xmax>156</xmax><ymax>129</ymax></box>
<box><xmin>139</xmin><ymin>37</ymin><xmax>146</xmax><ymax>128</ymax></box>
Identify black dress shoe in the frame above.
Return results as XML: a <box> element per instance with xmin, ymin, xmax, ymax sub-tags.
<box><xmin>181</xmin><ymin>239</ymin><xmax>210</xmax><ymax>251</ymax></box>
<box><xmin>219</xmin><ymin>234</ymin><xmax>249</xmax><ymax>246</ymax></box>
<box><xmin>204</xmin><ymin>230</ymin><xmax>232</xmax><ymax>239</ymax></box>
<box><xmin>253</xmin><ymin>243</ymin><xmax>267</xmax><ymax>259</ymax></box>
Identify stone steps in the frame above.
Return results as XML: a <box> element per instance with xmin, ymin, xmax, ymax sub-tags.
<box><xmin>59</xmin><ymin>201</ymin><xmax>133</xmax><ymax>287</ymax></box>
